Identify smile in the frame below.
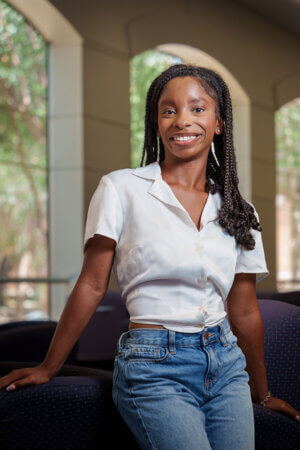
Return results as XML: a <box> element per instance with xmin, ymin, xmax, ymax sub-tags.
<box><xmin>170</xmin><ymin>135</ymin><xmax>201</xmax><ymax>146</ymax></box>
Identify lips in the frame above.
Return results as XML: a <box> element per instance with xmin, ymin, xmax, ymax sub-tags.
<box><xmin>170</xmin><ymin>134</ymin><xmax>202</xmax><ymax>147</ymax></box>
<box><xmin>170</xmin><ymin>133</ymin><xmax>200</xmax><ymax>139</ymax></box>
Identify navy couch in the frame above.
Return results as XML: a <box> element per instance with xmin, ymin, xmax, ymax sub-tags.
<box><xmin>0</xmin><ymin>298</ymin><xmax>299</xmax><ymax>449</ymax></box>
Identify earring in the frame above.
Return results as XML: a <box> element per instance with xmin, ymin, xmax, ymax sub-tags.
<box><xmin>211</xmin><ymin>140</ymin><xmax>220</xmax><ymax>167</ymax></box>
<box><xmin>211</xmin><ymin>140</ymin><xmax>215</xmax><ymax>154</ymax></box>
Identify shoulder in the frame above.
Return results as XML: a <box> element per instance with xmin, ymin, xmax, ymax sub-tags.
<box><xmin>100</xmin><ymin>167</ymin><xmax>136</xmax><ymax>189</ymax></box>
<box><xmin>98</xmin><ymin>167</ymin><xmax>147</xmax><ymax>208</ymax></box>
<box><xmin>103</xmin><ymin>165</ymin><xmax>154</xmax><ymax>191</ymax></box>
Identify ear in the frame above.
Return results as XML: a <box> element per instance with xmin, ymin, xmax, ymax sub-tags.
<box><xmin>215</xmin><ymin>117</ymin><xmax>223</xmax><ymax>135</ymax></box>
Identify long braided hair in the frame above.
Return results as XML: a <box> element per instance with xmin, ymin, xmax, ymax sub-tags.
<box><xmin>140</xmin><ymin>63</ymin><xmax>262</xmax><ymax>251</ymax></box>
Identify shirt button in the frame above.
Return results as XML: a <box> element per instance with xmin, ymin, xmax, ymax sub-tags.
<box><xmin>195</xmin><ymin>245</ymin><xmax>202</xmax><ymax>252</ymax></box>
<box><xmin>197</xmin><ymin>275</ymin><xmax>203</xmax><ymax>283</ymax></box>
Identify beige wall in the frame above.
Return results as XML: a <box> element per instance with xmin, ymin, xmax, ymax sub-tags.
<box><xmin>9</xmin><ymin>0</ymin><xmax>300</xmax><ymax>315</ymax></box>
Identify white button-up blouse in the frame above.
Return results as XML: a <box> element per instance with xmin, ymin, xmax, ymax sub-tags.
<box><xmin>84</xmin><ymin>161</ymin><xmax>270</xmax><ymax>332</ymax></box>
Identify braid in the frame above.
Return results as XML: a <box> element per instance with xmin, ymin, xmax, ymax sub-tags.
<box><xmin>141</xmin><ymin>63</ymin><xmax>262</xmax><ymax>250</ymax></box>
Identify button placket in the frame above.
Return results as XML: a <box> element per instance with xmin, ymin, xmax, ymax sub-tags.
<box><xmin>196</xmin><ymin>243</ymin><xmax>203</xmax><ymax>284</ymax></box>
<box><xmin>197</xmin><ymin>275</ymin><xmax>204</xmax><ymax>283</ymax></box>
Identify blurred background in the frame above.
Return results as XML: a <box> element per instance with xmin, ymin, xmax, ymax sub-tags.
<box><xmin>0</xmin><ymin>0</ymin><xmax>299</xmax><ymax>325</ymax></box>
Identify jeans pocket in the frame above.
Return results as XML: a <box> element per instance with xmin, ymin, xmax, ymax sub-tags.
<box><xmin>226</xmin><ymin>330</ymin><xmax>247</xmax><ymax>365</ymax></box>
<box><xmin>225</xmin><ymin>329</ymin><xmax>239</xmax><ymax>349</ymax></box>
<box><xmin>123</xmin><ymin>344</ymin><xmax>170</xmax><ymax>364</ymax></box>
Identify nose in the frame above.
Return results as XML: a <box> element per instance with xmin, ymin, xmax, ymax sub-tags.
<box><xmin>173</xmin><ymin>109</ymin><xmax>192</xmax><ymax>129</ymax></box>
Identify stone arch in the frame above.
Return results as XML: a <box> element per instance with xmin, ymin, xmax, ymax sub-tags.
<box><xmin>272</xmin><ymin>72</ymin><xmax>300</xmax><ymax>110</ymax></box>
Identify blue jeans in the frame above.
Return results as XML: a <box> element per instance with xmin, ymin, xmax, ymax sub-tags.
<box><xmin>112</xmin><ymin>316</ymin><xmax>254</xmax><ymax>450</ymax></box>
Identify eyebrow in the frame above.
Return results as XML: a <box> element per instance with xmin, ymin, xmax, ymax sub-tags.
<box><xmin>158</xmin><ymin>97</ymin><xmax>208</xmax><ymax>107</ymax></box>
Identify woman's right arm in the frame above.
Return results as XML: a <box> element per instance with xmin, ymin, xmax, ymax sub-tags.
<box><xmin>0</xmin><ymin>234</ymin><xmax>116</xmax><ymax>391</ymax></box>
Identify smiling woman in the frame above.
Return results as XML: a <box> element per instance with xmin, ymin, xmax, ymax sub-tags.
<box><xmin>1</xmin><ymin>63</ymin><xmax>299</xmax><ymax>450</ymax></box>
<box><xmin>105</xmin><ymin>63</ymin><xmax>299</xmax><ymax>449</ymax></box>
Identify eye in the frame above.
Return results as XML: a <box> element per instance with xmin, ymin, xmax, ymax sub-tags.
<box><xmin>162</xmin><ymin>109</ymin><xmax>175</xmax><ymax>115</ymax></box>
<box><xmin>194</xmin><ymin>107</ymin><xmax>204</xmax><ymax>113</ymax></box>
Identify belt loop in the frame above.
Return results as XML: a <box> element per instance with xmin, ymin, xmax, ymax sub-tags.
<box><xmin>168</xmin><ymin>330</ymin><xmax>176</xmax><ymax>355</ymax></box>
<box><xmin>117</xmin><ymin>330</ymin><xmax>129</xmax><ymax>354</ymax></box>
<box><xmin>218</xmin><ymin>319</ymin><xmax>229</xmax><ymax>347</ymax></box>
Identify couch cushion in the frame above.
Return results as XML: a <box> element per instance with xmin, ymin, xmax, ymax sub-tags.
<box><xmin>0</xmin><ymin>365</ymin><xmax>139</xmax><ymax>449</ymax></box>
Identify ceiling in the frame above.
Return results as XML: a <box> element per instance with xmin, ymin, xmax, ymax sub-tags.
<box><xmin>234</xmin><ymin>0</ymin><xmax>300</xmax><ymax>37</ymax></box>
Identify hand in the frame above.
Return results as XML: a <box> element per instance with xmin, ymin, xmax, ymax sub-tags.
<box><xmin>261</xmin><ymin>395</ymin><xmax>300</xmax><ymax>424</ymax></box>
<box><xmin>0</xmin><ymin>364</ymin><xmax>55</xmax><ymax>392</ymax></box>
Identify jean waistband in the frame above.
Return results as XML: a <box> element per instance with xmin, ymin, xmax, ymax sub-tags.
<box><xmin>117</xmin><ymin>316</ymin><xmax>232</xmax><ymax>355</ymax></box>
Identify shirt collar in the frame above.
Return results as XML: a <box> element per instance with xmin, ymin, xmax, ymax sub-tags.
<box><xmin>131</xmin><ymin>161</ymin><xmax>161</xmax><ymax>180</ymax></box>
<box><xmin>131</xmin><ymin>161</ymin><xmax>221</xmax><ymax>227</ymax></box>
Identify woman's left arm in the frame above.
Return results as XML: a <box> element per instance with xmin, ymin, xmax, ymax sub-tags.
<box><xmin>227</xmin><ymin>273</ymin><xmax>300</xmax><ymax>424</ymax></box>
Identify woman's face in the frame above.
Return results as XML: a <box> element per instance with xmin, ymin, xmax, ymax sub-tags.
<box><xmin>157</xmin><ymin>76</ymin><xmax>222</xmax><ymax>162</ymax></box>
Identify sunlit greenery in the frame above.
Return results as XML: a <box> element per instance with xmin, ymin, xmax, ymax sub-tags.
<box><xmin>0</xmin><ymin>0</ymin><xmax>48</xmax><ymax>321</ymax></box>
<box><xmin>275</xmin><ymin>98</ymin><xmax>300</xmax><ymax>169</ymax></box>
<box><xmin>275</xmin><ymin>97</ymin><xmax>300</xmax><ymax>288</ymax></box>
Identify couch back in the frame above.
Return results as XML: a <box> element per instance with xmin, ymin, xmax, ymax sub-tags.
<box><xmin>258</xmin><ymin>299</ymin><xmax>300</xmax><ymax>410</ymax></box>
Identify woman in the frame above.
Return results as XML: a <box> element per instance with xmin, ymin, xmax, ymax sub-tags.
<box><xmin>0</xmin><ymin>64</ymin><xmax>299</xmax><ymax>449</ymax></box>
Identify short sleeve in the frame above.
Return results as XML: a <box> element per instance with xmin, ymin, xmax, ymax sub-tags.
<box><xmin>83</xmin><ymin>175</ymin><xmax>123</xmax><ymax>250</ymax></box>
<box><xmin>235</xmin><ymin>202</ymin><xmax>270</xmax><ymax>283</ymax></box>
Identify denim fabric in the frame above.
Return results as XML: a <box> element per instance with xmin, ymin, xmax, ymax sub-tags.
<box><xmin>112</xmin><ymin>316</ymin><xmax>254</xmax><ymax>450</ymax></box>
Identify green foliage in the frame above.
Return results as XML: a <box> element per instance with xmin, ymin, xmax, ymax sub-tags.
<box><xmin>275</xmin><ymin>98</ymin><xmax>300</xmax><ymax>169</ymax></box>
<box><xmin>0</xmin><ymin>0</ymin><xmax>48</xmax><ymax>279</ymax></box>
<box><xmin>130</xmin><ymin>49</ymin><xmax>181</xmax><ymax>168</ymax></box>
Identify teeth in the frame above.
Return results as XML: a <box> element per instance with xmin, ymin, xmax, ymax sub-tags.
<box><xmin>173</xmin><ymin>135</ymin><xmax>198</xmax><ymax>141</ymax></box>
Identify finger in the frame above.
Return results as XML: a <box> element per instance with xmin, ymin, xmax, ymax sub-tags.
<box><xmin>0</xmin><ymin>372</ymin><xmax>22</xmax><ymax>389</ymax></box>
<box><xmin>6</xmin><ymin>377</ymin><xmax>27</xmax><ymax>391</ymax></box>
<box><xmin>277</xmin><ymin>401</ymin><xmax>300</xmax><ymax>422</ymax></box>
<box><xmin>6</xmin><ymin>376</ymin><xmax>35</xmax><ymax>391</ymax></box>
<box><xmin>0</xmin><ymin>370</ymin><xmax>26</xmax><ymax>389</ymax></box>
<box><xmin>0</xmin><ymin>376</ymin><xmax>11</xmax><ymax>389</ymax></box>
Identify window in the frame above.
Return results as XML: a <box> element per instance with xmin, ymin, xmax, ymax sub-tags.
<box><xmin>275</xmin><ymin>97</ymin><xmax>300</xmax><ymax>291</ymax></box>
<box><xmin>0</xmin><ymin>0</ymin><xmax>48</xmax><ymax>322</ymax></box>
